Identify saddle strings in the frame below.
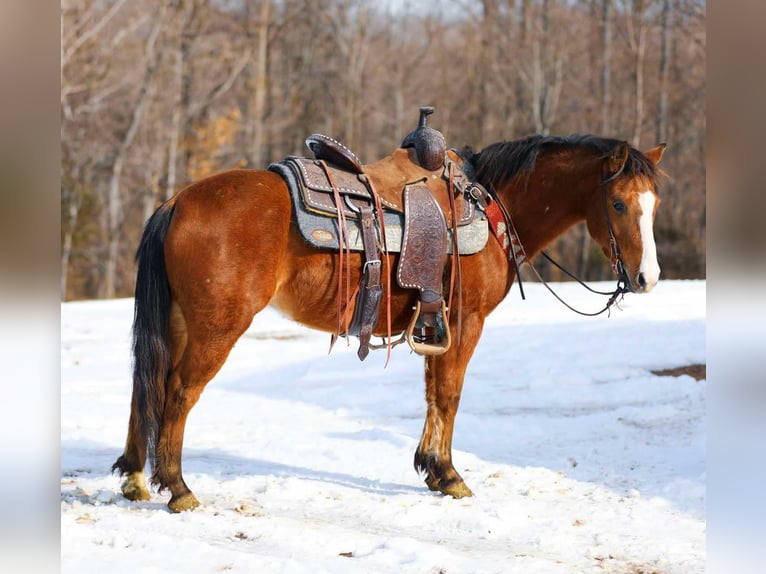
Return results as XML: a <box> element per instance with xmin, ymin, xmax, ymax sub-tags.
<box><xmin>318</xmin><ymin>160</ymin><xmax>352</xmax><ymax>349</ymax></box>
<box><xmin>319</xmin><ymin>163</ymin><xmax>395</xmax><ymax>362</ymax></box>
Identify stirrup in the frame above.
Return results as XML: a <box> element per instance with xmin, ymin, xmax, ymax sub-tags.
<box><xmin>405</xmin><ymin>300</ymin><xmax>451</xmax><ymax>356</ymax></box>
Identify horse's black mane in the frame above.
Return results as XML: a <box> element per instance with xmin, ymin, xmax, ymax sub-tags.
<box><xmin>460</xmin><ymin>134</ymin><xmax>662</xmax><ymax>191</ymax></box>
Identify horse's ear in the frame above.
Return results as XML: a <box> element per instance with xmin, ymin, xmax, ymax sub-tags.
<box><xmin>643</xmin><ymin>143</ymin><xmax>667</xmax><ymax>165</ymax></box>
<box><xmin>606</xmin><ymin>141</ymin><xmax>629</xmax><ymax>178</ymax></box>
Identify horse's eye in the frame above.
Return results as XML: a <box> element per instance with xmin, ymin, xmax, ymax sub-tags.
<box><xmin>613</xmin><ymin>200</ymin><xmax>627</xmax><ymax>213</ymax></box>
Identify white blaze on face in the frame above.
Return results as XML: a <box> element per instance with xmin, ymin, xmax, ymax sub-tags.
<box><xmin>638</xmin><ymin>191</ymin><xmax>660</xmax><ymax>291</ymax></box>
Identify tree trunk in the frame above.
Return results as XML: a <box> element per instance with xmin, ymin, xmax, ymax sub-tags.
<box><xmin>61</xmin><ymin>197</ymin><xmax>80</xmax><ymax>300</ymax></box>
<box><xmin>345</xmin><ymin>3</ymin><xmax>369</xmax><ymax>151</ymax></box>
<box><xmin>166</xmin><ymin>96</ymin><xmax>182</xmax><ymax>200</ymax></box>
<box><xmin>61</xmin><ymin>0</ymin><xmax>129</xmax><ymax>69</ymax></box>
<box><xmin>656</xmin><ymin>0</ymin><xmax>671</xmax><ymax>143</ymax></box>
<box><xmin>478</xmin><ymin>0</ymin><xmax>497</xmax><ymax>144</ymax></box>
<box><xmin>103</xmin><ymin>11</ymin><xmax>164</xmax><ymax>298</ymax></box>
<box><xmin>531</xmin><ymin>0</ymin><xmax>562</xmax><ymax>135</ymax></box>
<box><xmin>513</xmin><ymin>0</ymin><xmax>531</xmax><ymax>133</ymax></box>
<box><xmin>249</xmin><ymin>0</ymin><xmax>271</xmax><ymax>168</ymax></box>
<box><xmin>628</xmin><ymin>0</ymin><xmax>647</xmax><ymax>147</ymax></box>
<box><xmin>176</xmin><ymin>0</ymin><xmax>207</xmax><ymax>189</ymax></box>
<box><xmin>601</xmin><ymin>0</ymin><xmax>612</xmax><ymax>134</ymax></box>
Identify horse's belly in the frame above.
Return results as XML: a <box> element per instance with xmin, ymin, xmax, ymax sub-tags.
<box><xmin>271</xmin><ymin>252</ymin><xmax>416</xmax><ymax>335</ymax></box>
<box><xmin>269</xmin><ymin>276</ymin><xmax>340</xmax><ymax>333</ymax></box>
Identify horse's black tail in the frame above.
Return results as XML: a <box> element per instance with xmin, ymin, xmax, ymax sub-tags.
<box><xmin>126</xmin><ymin>200</ymin><xmax>176</xmax><ymax>473</ymax></box>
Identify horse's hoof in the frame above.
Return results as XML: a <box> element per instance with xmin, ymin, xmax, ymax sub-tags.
<box><xmin>168</xmin><ymin>492</ymin><xmax>200</xmax><ymax>513</ymax></box>
<box><xmin>121</xmin><ymin>472</ymin><xmax>151</xmax><ymax>501</ymax></box>
<box><xmin>441</xmin><ymin>480</ymin><xmax>474</xmax><ymax>499</ymax></box>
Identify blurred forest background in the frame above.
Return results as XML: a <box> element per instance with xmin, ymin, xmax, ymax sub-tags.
<box><xmin>61</xmin><ymin>0</ymin><xmax>705</xmax><ymax>300</ymax></box>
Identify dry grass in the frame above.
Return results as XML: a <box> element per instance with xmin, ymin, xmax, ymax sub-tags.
<box><xmin>651</xmin><ymin>363</ymin><xmax>706</xmax><ymax>381</ymax></box>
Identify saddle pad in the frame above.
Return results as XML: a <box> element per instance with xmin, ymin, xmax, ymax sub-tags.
<box><xmin>269</xmin><ymin>162</ymin><xmax>489</xmax><ymax>255</ymax></box>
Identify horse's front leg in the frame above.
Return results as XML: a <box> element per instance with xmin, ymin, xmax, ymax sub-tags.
<box><xmin>414</xmin><ymin>313</ymin><xmax>484</xmax><ymax>498</ymax></box>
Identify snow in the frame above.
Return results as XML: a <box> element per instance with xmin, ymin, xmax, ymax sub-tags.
<box><xmin>61</xmin><ymin>280</ymin><xmax>705</xmax><ymax>573</ymax></box>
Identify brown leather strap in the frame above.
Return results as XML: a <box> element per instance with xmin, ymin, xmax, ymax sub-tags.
<box><xmin>318</xmin><ymin>160</ymin><xmax>351</xmax><ymax>349</ymax></box>
<box><xmin>320</xmin><ymin>161</ymin><xmax>390</xmax><ymax>361</ymax></box>
<box><xmin>359</xmin><ymin>174</ymin><xmax>393</xmax><ymax>365</ymax></box>
<box><xmin>348</xmin><ymin>203</ymin><xmax>382</xmax><ymax>360</ymax></box>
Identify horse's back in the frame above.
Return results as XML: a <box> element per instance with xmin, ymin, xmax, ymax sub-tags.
<box><xmin>170</xmin><ymin>169</ymin><xmax>289</xmax><ymax>224</ymax></box>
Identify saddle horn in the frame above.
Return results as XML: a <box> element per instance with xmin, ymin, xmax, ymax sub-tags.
<box><xmin>401</xmin><ymin>106</ymin><xmax>447</xmax><ymax>171</ymax></box>
<box><xmin>417</xmin><ymin>106</ymin><xmax>435</xmax><ymax>127</ymax></box>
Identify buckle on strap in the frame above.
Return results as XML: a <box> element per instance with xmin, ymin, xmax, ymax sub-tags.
<box><xmin>363</xmin><ymin>259</ymin><xmax>381</xmax><ymax>273</ymax></box>
<box><xmin>467</xmin><ymin>183</ymin><xmax>490</xmax><ymax>209</ymax></box>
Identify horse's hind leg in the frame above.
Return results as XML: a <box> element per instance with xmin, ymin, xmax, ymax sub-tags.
<box><xmin>414</xmin><ymin>313</ymin><xmax>484</xmax><ymax>498</ymax></box>
<box><xmin>114</xmin><ymin>302</ymin><xmax>188</xmax><ymax>501</ymax></box>
<box><xmin>113</xmin><ymin>404</ymin><xmax>151</xmax><ymax>501</ymax></box>
<box><xmin>152</xmin><ymin>301</ymin><xmax>254</xmax><ymax>512</ymax></box>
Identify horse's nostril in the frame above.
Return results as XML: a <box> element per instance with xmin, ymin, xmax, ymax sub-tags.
<box><xmin>638</xmin><ymin>273</ymin><xmax>646</xmax><ymax>289</ymax></box>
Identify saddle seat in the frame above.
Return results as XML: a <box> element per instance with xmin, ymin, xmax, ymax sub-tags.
<box><xmin>290</xmin><ymin>147</ymin><xmax>476</xmax><ymax>226</ymax></box>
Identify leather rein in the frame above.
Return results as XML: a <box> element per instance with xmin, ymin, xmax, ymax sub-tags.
<box><xmin>487</xmin><ymin>167</ymin><xmax>632</xmax><ymax>317</ymax></box>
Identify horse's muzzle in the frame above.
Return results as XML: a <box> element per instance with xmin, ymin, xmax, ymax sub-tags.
<box><xmin>634</xmin><ymin>269</ymin><xmax>659</xmax><ymax>293</ymax></box>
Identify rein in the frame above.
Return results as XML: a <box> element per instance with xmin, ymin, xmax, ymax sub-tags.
<box><xmin>488</xmin><ymin>172</ymin><xmax>631</xmax><ymax>317</ymax></box>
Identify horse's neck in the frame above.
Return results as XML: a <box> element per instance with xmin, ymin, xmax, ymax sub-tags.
<box><xmin>499</xmin><ymin>159</ymin><xmax>597</xmax><ymax>258</ymax></box>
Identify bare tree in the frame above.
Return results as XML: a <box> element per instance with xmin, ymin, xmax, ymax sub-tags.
<box><xmin>61</xmin><ymin>169</ymin><xmax>86</xmax><ymax>299</ymax></box>
<box><xmin>60</xmin><ymin>0</ymin><xmax>707</xmax><ymax>299</ymax></box>
<box><xmin>656</xmin><ymin>0</ymin><xmax>671</xmax><ymax>143</ymax></box>
<box><xmin>173</xmin><ymin>0</ymin><xmax>208</xmax><ymax>190</ymax></box>
<box><xmin>523</xmin><ymin>0</ymin><xmax>564</xmax><ymax>135</ymax></box>
<box><xmin>61</xmin><ymin>0</ymin><xmax>129</xmax><ymax>71</ymax></box>
<box><xmin>103</xmin><ymin>8</ymin><xmax>165</xmax><ymax>298</ymax></box>
<box><xmin>601</xmin><ymin>0</ymin><xmax>613</xmax><ymax>134</ymax></box>
<box><xmin>324</xmin><ymin>0</ymin><xmax>372</xmax><ymax>151</ymax></box>
<box><xmin>622</xmin><ymin>0</ymin><xmax>650</xmax><ymax>147</ymax></box>
<box><xmin>243</xmin><ymin>0</ymin><xmax>272</xmax><ymax>168</ymax></box>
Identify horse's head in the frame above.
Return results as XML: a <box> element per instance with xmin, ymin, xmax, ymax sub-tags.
<box><xmin>586</xmin><ymin>142</ymin><xmax>666</xmax><ymax>293</ymax></box>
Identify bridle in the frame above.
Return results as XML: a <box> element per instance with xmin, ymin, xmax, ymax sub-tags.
<box><xmin>488</xmin><ymin>167</ymin><xmax>633</xmax><ymax>317</ymax></box>
<box><xmin>599</xmin><ymin>162</ymin><xmax>632</xmax><ymax>291</ymax></box>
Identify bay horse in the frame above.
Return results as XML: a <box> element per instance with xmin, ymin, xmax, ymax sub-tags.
<box><xmin>113</xmin><ymin>134</ymin><xmax>666</xmax><ymax>512</ymax></box>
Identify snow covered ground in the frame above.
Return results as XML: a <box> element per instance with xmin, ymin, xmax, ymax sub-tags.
<box><xmin>61</xmin><ymin>279</ymin><xmax>705</xmax><ymax>573</ymax></box>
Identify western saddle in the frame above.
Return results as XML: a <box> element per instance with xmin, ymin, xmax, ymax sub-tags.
<box><xmin>269</xmin><ymin>107</ymin><xmax>493</xmax><ymax>361</ymax></box>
